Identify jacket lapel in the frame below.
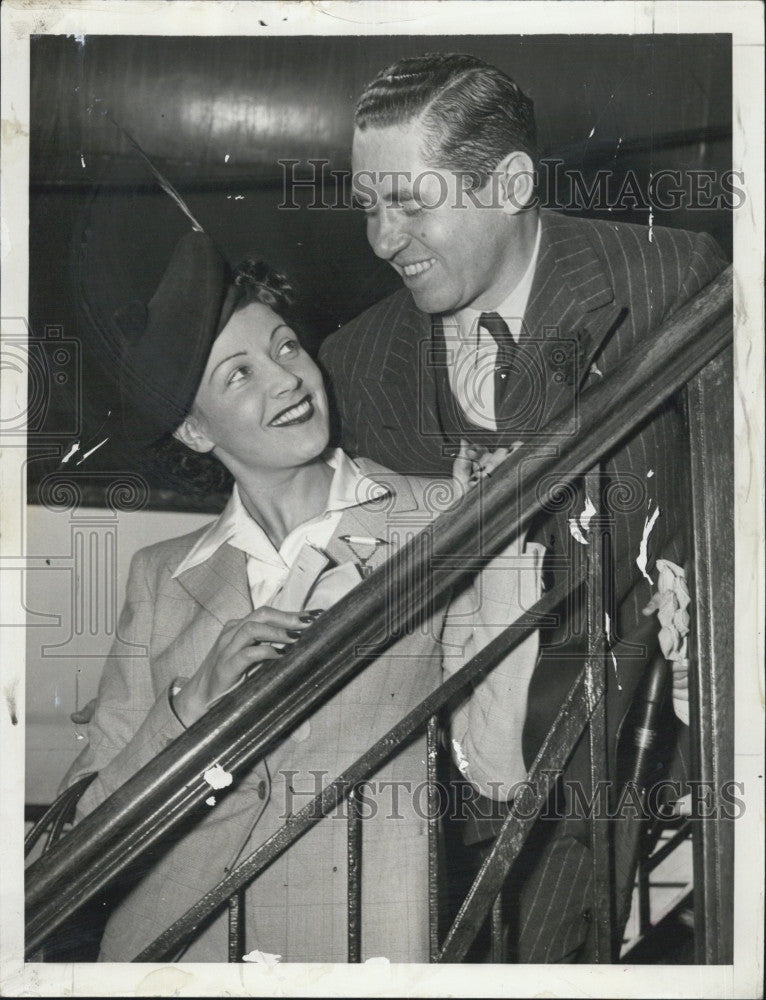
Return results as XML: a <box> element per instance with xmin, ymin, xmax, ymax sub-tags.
<box><xmin>172</xmin><ymin>542</ymin><xmax>252</xmax><ymax>624</ymax></box>
<box><xmin>508</xmin><ymin>210</ymin><xmax>626</xmax><ymax>436</ymax></box>
<box><xmin>324</xmin><ymin>464</ymin><xmax>419</xmax><ymax>574</ymax></box>
<box><xmin>431</xmin><ymin>316</ymin><xmax>490</xmax><ymax>445</ymax></box>
<box><xmin>358</xmin><ymin>295</ymin><xmax>448</xmax><ymax>471</ymax></box>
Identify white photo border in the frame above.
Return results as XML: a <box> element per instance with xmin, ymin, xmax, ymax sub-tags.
<box><xmin>1</xmin><ymin>2</ymin><xmax>763</xmax><ymax>997</ymax></box>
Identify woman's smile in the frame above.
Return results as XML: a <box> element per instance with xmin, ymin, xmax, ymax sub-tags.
<box><xmin>178</xmin><ymin>301</ymin><xmax>330</xmax><ymax>477</ymax></box>
<box><xmin>269</xmin><ymin>394</ymin><xmax>315</xmax><ymax>428</ymax></box>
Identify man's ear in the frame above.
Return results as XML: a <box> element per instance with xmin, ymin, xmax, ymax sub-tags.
<box><xmin>496</xmin><ymin>151</ymin><xmax>536</xmax><ymax>216</ymax></box>
<box><xmin>173</xmin><ymin>414</ymin><xmax>215</xmax><ymax>454</ymax></box>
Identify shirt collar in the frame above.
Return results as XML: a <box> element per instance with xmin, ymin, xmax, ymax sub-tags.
<box><xmin>172</xmin><ymin>447</ymin><xmax>389</xmax><ymax>578</ymax></box>
<box><xmin>451</xmin><ymin>217</ymin><xmax>542</xmax><ymax>339</ymax></box>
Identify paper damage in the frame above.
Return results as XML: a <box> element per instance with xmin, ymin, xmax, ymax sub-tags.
<box><xmin>242</xmin><ymin>949</ymin><xmax>282</xmax><ymax>965</ymax></box>
<box><xmin>642</xmin><ymin>559</ymin><xmax>691</xmax><ymax>725</ymax></box>
<box><xmin>452</xmin><ymin>738</ymin><xmax>470</xmax><ymax>776</ymax></box>
<box><xmin>203</xmin><ymin>762</ymin><xmax>233</xmax><ymax>790</ymax></box>
<box><xmin>604</xmin><ymin>612</ymin><xmax>622</xmax><ymax>690</ymax></box>
<box><xmin>61</xmin><ymin>441</ymin><xmax>80</xmax><ymax>464</ymax></box>
<box><xmin>568</xmin><ymin>495</ymin><xmax>597</xmax><ymax>546</ymax></box>
<box><xmin>636</xmin><ymin>505</ymin><xmax>661</xmax><ymax>584</ymax></box>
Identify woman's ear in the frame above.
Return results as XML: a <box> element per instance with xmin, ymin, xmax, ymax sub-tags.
<box><xmin>173</xmin><ymin>414</ymin><xmax>215</xmax><ymax>454</ymax></box>
<box><xmin>496</xmin><ymin>150</ymin><xmax>537</xmax><ymax>215</ymax></box>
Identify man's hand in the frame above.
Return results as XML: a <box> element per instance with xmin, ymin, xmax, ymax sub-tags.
<box><xmin>452</xmin><ymin>437</ymin><xmax>511</xmax><ymax>490</ymax></box>
<box><xmin>172</xmin><ymin>607</ymin><xmax>318</xmax><ymax>727</ymax></box>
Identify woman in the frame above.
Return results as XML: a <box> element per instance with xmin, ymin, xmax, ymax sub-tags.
<box><xmin>61</xmin><ymin>230</ymin><xmax>544</xmax><ymax>962</ymax></box>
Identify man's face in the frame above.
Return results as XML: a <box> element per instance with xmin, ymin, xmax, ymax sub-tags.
<box><xmin>351</xmin><ymin>119</ymin><xmax>522</xmax><ymax>314</ymax></box>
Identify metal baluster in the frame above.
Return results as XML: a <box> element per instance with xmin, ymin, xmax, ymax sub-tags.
<box><xmin>490</xmin><ymin>893</ymin><xmax>507</xmax><ymax>963</ymax></box>
<box><xmin>347</xmin><ymin>784</ymin><xmax>363</xmax><ymax>962</ymax></box>
<box><xmin>227</xmin><ymin>889</ymin><xmax>244</xmax><ymax>962</ymax></box>
<box><xmin>584</xmin><ymin>468</ymin><xmax>614</xmax><ymax>961</ymax></box>
<box><xmin>426</xmin><ymin>715</ymin><xmax>440</xmax><ymax>961</ymax></box>
<box><xmin>638</xmin><ymin>848</ymin><xmax>651</xmax><ymax>937</ymax></box>
<box><xmin>687</xmin><ymin>349</ymin><xmax>734</xmax><ymax>963</ymax></box>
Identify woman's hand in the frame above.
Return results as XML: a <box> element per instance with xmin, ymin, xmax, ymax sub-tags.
<box><xmin>172</xmin><ymin>606</ymin><xmax>318</xmax><ymax>727</ymax></box>
<box><xmin>452</xmin><ymin>437</ymin><xmax>511</xmax><ymax>491</ymax></box>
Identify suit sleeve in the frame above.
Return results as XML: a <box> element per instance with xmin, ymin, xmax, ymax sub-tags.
<box><xmin>58</xmin><ymin>547</ymin><xmax>186</xmax><ymax>818</ymax></box>
<box><xmin>675</xmin><ymin>230</ymin><xmax>728</xmax><ymax>306</ymax></box>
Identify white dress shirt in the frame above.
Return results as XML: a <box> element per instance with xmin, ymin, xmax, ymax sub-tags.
<box><xmin>172</xmin><ymin>448</ymin><xmax>389</xmax><ymax>608</ymax></box>
<box><xmin>443</xmin><ymin>220</ymin><xmax>542</xmax><ymax>430</ymax></box>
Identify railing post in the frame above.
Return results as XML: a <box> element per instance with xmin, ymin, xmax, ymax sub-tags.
<box><xmin>490</xmin><ymin>894</ymin><xmax>507</xmax><ymax>963</ymax></box>
<box><xmin>347</xmin><ymin>783</ymin><xmax>363</xmax><ymax>962</ymax></box>
<box><xmin>687</xmin><ymin>346</ymin><xmax>734</xmax><ymax>963</ymax></box>
<box><xmin>426</xmin><ymin>716</ymin><xmax>441</xmax><ymax>962</ymax></box>
<box><xmin>227</xmin><ymin>890</ymin><xmax>245</xmax><ymax>963</ymax></box>
<box><xmin>584</xmin><ymin>467</ymin><xmax>615</xmax><ymax>961</ymax></box>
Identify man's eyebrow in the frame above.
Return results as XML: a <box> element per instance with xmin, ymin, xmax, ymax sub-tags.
<box><xmin>388</xmin><ymin>188</ymin><xmax>415</xmax><ymax>205</ymax></box>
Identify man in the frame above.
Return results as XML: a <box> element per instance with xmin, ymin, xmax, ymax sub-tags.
<box><xmin>319</xmin><ymin>52</ymin><xmax>727</xmax><ymax>962</ymax></box>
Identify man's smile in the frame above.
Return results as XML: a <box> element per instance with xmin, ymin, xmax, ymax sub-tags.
<box><xmin>269</xmin><ymin>394</ymin><xmax>315</xmax><ymax>427</ymax></box>
<box><xmin>399</xmin><ymin>258</ymin><xmax>436</xmax><ymax>279</ymax></box>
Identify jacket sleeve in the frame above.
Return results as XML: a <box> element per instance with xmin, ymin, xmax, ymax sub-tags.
<box><xmin>440</xmin><ymin>532</ymin><xmax>545</xmax><ymax>801</ymax></box>
<box><xmin>58</xmin><ymin>547</ymin><xmax>187</xmax><ymax>818</ymax></box>
<box><xmin>675</xmin><ymin>230</ymin><xmax>729</xmax><ymax>307</ymax></box>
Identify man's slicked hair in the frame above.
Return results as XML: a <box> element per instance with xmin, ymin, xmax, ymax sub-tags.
<box><xmin>354</xmin><ymin>52</ymin><xmax>537</xmax><ymax>189</ymax></box>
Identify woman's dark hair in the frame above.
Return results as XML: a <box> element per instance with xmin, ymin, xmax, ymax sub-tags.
<box><xmin>142</xmin><ymin>256</ymin><xmax>296</xmax><ymax>499</ymax></box>
<box><xmin>217</xmin><ymin>255</ymin><xmax>295</xmax><ymax>333</ymax></box>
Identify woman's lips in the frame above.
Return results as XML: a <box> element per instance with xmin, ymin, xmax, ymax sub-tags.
<box><xmin>269</xmin><ymin>395</ymin><xmax>314</xmax><ymax>427</ymax></box>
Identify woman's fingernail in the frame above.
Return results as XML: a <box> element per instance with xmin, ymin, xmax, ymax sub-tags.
<box><xmin>286</xmin><ymin>628</ymin><xmax>303</xmax><ymax>638</ymax></box>
<box><xmin>275</xmin><ymin>646</ymin><xmax>287</xmax><ymax>655</ymax></box>
<box><xmin>299</xmin><ymin>615</ymin><xmax>314</xmax><ymax>623</ymax></box>
<box><xmin>306</xmin><ymin>609</ymin><xmax>324</xmax><ymax>617</ymax></box>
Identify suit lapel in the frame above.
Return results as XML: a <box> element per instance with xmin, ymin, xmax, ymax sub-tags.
<box><xmin>172</xmin><ymin>542</ymin><xmax>252</xmax><ymax>625</ymax></box>
<box><xmin>508</xmin><ymin>211</ymin><xmax>626</xmax><ymax>435</ymax></box>
<box><xmin>425</xmin><ymin>212</ymin><xmax>628</xmax><ymax>450</ymax></box>
<box><xmin>359</xmin><ymin>295</ymin><xmax>448</xmax><ymax>470</ymax></box>
<box><xmin>431</xmin><ymin>316</ymin><xmax>491</xmax><ymax>444</ymax></box>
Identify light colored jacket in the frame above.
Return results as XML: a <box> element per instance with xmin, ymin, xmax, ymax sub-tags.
<box><xmin>62</xmin><ymin>460</ymin><xmax>539</xmax><ymax>962</ymax></box>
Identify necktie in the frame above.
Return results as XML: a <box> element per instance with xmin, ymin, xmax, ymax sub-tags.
<box><xmin>479</xmin><ymin>311</ymin><xmax>517</xmax><ymax>410</ymax></box>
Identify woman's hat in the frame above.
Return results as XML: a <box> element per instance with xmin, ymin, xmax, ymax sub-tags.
<box><xmin>118</xmin><ymin>230</ymin><xmax>230</xmax><ymax>448</ymax></box>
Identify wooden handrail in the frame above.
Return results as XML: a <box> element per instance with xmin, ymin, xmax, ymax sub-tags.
<box><xmin>25</xmin><ymin>266</ymin><xmax>732</xmax><ymax>957</ymax></box>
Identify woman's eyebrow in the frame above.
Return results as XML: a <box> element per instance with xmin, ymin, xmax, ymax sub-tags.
<box><xmin>209</xmin><ymin>351</ymin><xmax>246</xmax><ymax>381</ymax></box>
<box><xmin>270</xmin><ymin>323</ymin><xmax>291</xmax><ymax>341</ymax></box>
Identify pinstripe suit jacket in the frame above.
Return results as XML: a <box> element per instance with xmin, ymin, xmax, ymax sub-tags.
<box><xmin>61</xmin><ymin>460</ymin><xmax>535</xmax><ymax>962</ymax></box>
<box><xmin>319</xmin><ymin>210</ymin><xmax>728</xmax><ymax>830</ymax></box>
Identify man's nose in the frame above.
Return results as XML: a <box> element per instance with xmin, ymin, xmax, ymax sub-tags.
<box><xmin>369</xmin><ymin>210</ymin><xmax>410</xmax><ymax>261</ymax></box>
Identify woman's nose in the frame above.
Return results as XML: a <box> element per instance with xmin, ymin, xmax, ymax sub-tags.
<box><xmin>271</xmin><ymin>366</ymin><xmax>303</xmax><ymax>396</ymax></box>
<box><xmin>369</xmin><ymin>210</ymin><xmax>410</xmax><ymax>261</ymax></box>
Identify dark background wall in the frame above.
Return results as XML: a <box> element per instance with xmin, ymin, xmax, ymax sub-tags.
<box><xmin>28</xmin><ymin>34</ymin><xmax>732</xmax><ymax>511</ymax></box>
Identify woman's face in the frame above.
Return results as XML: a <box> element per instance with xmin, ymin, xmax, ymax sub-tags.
<box><xmin>181</xmin><ymin>301</ymin><xmax>330</xmax><ymax>477</ymax></box>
